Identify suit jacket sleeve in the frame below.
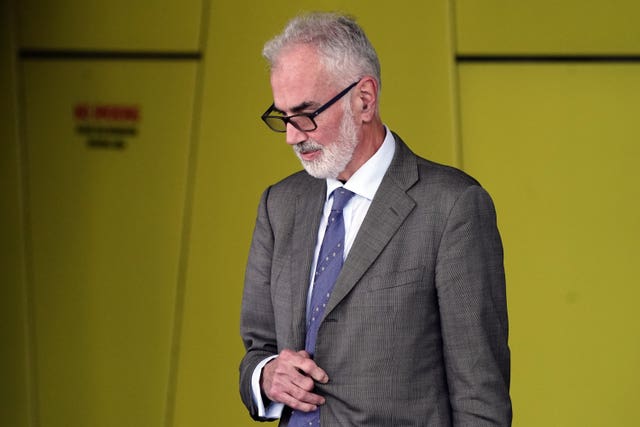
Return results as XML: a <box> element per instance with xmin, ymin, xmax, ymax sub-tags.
<box><xmin>239</xmin><ymin>186</ymin><xmax>279</xmax><ymax>420</ymax></box>
<box><xmin>436</xmin><ymin>184</ymin><xmax>512</xmax><ymax>425</ymax></box>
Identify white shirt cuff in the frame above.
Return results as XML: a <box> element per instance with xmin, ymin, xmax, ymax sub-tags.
<box><xmin>251</xmin><ymin>355</ymin><xmax>284</xmax><ymax>419</ymax></box>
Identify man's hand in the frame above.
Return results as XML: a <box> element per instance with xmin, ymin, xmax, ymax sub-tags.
<box><xmin>261</xmin><ymin>349</ymin><xmax>329</xmax><ymax>412</ymax></box>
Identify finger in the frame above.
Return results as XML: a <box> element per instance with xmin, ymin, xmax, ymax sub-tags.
<box><xmin>267</xmin><ymin>381</ymin><xmax>324</xmax><ymax>411</ymax></box>
<box><xmin>294</xmin><ymin>354</ymin><xmax>329</xmax><ymax>384</ymax></box>
<box><xmin>278</xmin><ymin>391</ymin><xmax>321</xmax><ymax>413</ymax></box>
<box><xmin>290</xmin><ymin>368</ymin><xmax>318</xmax><ymax>392</ymax></box>
<box><xmin>282</xmin><ymin>378</ymin><xmax>326</xmax><ymax>412</ymax></box>
<box><xmin>265</xmin><ymin>369</ymin><xmax>326</xmax><ymax>410</ymax></box>
<box><xmin>296</xmin><ymin>350</ymin><xmax>311</xmax><ymax>358</ymax></box>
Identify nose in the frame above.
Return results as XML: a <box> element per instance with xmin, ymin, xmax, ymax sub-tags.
<box><xmin>285</xmin><ymin>122</ymin><xmax>307</xmax><ymax>146</ymax></box>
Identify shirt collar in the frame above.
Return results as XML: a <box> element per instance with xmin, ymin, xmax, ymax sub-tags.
<box><xmin>325</xmin><ymin>125</ymin><xmax>396</xmax><ymax>201</ymax></box>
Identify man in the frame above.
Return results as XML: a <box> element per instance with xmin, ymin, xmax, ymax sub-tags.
<box><xmin>240</xmin><ymin>12</ymin><xmax>511</xmax><ymax>426</ymax></box>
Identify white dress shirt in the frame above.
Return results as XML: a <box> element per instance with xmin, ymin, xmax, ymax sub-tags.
<box><xmin>252</xmin><ymin>127</ymin><xmax>396</xmax><ymax>419</ymax></box>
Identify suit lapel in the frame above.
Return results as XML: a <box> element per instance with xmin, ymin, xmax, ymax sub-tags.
<box><xmin>290</xmin><ymin>179</ymin><xmax>326</xmax><ymax>350</ymax></box>
<box><xmin>324</xmin><ymin>135</ymin><xmax>419</xmax><ymax>320</ymax></box>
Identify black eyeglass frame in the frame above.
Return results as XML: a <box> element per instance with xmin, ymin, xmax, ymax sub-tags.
<box><xmin>261</xmin><ymin>79</ymin><xmax>361</xmax><ymax>133</ymax></box>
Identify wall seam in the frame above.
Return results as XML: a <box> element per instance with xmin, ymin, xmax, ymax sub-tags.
<box><xmin>12</xmin><ymin>0</ymin><xmax>41</xmax><ymax>424</ymax></box>
<box><xmin>447</xmin><ymin>0</ymin><xmax>464</xmax><ymax>170</ymax></box>
<box><xmin>163</xmin><ymin>1</ymin><xmax>212</xmax><ymax>426</ymax></box>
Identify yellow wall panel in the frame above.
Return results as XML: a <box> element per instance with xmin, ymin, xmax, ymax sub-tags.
<box><xmin>455</xmin><ymin>0</ymin><xmax>640</xmax><ymax>55</ymax></box>
<box><xmin>173</xmin><ymin>1</ymin><xmax>458</xmax><ymax>426</ymax></box>
<box><xmin>458</xmin><ymin>63</ymin><xmax>640</xmax><ymax>426</ymax></box>
<box><xmin>18</xmin><ymin>0</ymin><xmax>203</xmax><ymax>51</ymax></box>
<box><xmin>21</xmin><ymin>59</ymin><xmax>198</xmax><ymax>427</ymax></box>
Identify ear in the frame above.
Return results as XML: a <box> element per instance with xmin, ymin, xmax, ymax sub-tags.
<box><xmin>354</xmin><ymin>76</ymin><xmax>378</xmax><ymax>123</ymax></box>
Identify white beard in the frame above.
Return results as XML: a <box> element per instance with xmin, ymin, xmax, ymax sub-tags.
<box><xmin>293</xmin><ymin>104</ymin><xmax>359</xmax><ymax>179</ymax></box>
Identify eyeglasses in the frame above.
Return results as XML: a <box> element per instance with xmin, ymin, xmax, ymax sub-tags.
<box><xmin>261</xmin><ymin>80</ymin><xmax>360</xmax><ymax>133</ymax></box>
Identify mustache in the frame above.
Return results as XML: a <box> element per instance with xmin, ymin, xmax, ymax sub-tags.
<box><xmin>293</xmin><ymin>140</ymin><xmax>323</xmax><ymax>154</ymax></box>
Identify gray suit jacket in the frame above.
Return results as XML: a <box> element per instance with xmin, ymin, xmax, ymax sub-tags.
<box><xmin>240</xmin><ymin>133</ymin><xmax>511</xmax><ymax>426</ymax></box>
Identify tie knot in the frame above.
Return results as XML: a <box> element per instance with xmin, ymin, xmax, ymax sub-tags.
<box><xmin>331</xmin><ymin>188</ymin><xmax>355</xmax><ymax>212</ymax></box>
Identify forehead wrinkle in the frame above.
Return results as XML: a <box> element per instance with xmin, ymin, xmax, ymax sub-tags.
<box><xmin>274</xmin><ymin>99</ymin><xmax>321</xmax><ymax>115</ymax></box>
<box><xmin>290</xmin><ymin>100</ymin><xmax>320</xmax><ymax>114</ymax></box>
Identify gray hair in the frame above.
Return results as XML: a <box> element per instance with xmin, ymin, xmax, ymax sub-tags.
<box><xmin>263</xmin><ymin>12</ymin><xmax>381</xmax><ymax>90</ymax></box>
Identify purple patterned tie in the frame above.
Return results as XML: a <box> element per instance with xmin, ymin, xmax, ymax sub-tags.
<box><xmin>288</xmin><ymin>188</ymin><xmax>355</xmax><ymax>427</ymax></box>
